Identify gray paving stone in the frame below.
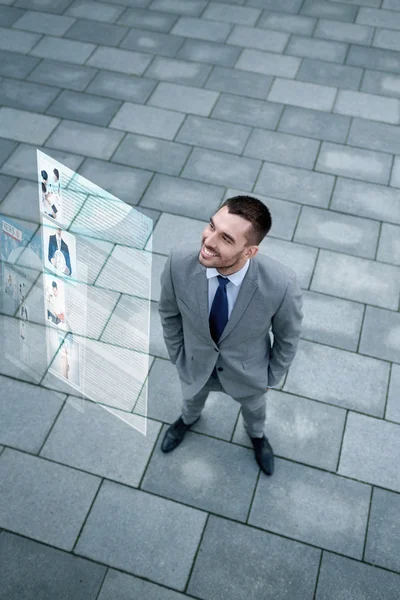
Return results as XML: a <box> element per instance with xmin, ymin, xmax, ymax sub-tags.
<box><xmin>149</xmin><ymin>0</ymin><xmax>207</xmax><ymax>16</ymax></box>
<box><xmin>339</xmin><ymin>412</ymin><xmax>400</xmax><ymax>492</ymax></box>
<box><xmin>140</xmin><ymin>173</ymin><xmax>223</xmax><ymax>220</ymax></box>
<box><xmin>238</xmin><ymin>389</ymin><xmax>346</xmax><ymax>470</ymax></box>
<box><xmin>0</xmin><ymin>533</ymin><xmax>106</xmax><ymax>600</ymax></box>
<box><xmin>296</xmin><ymin>57</ymin><xmax>363</xmax><ymax>90</ymax></box>
<box><xmin>41</xmin><ymin>399</ymin><xmax>161</xmax><ymax>486</ymax></box>
<box><xmin>86</xmin><ymin>46</ymin><xmax>152</xmax><ymax>75</ymax></box>
<box><xmin>316</xmin><ymin>552</ymin><xmax>400</xmax><ymax>600</ymax></box>
<box><xmin>12</xmin><ymin>9</ymin><xmax>75</xmax><ymax>34</ymax></box>
<box><xmin>98</xmin><ymin>570</ymin><xmax>187</xmax><ymax>600</ymax></box>
<box><xmin>30</xmin><ymin>36</ymin><xmax>96</xmax><ymax>65</ymax></box>
<box><xmin>279</xmin><ymin>105</ymin><xmax>350</xmax><ymax>142</ymax></box>
<box><xmin>112</xmin><ymin>132</ymin><xmax>190</xmax><ymax>175</ymax></box>
<box><xmin>144</xmin><ymin>56</ymin><xmax>211</xmax><ymax>86</ymax></box>
<box><xmin>27</xmin><ymin>58</ymin><xmax>97</xmax><ymax>92</ymax></box>
<box><xmin>120</xmin><ymin>27</ymin><xmax>184</xmax><ymax>57</ymax></box>
<box><xmin>1</xmin><ymin>179</ymin><xmax>44</xmax><ymax>220</ymax></box>
<box><xmin>348</xmin><ymin>117</ymin><xmax>400</xmax><ymax>155</ymax></box>
<box><xmin>391</xmin><ymin>156</ymin><xmax>400</xmax><ymax>187</ymax></box>
<box><xmin>244</xmin><ymin>128</ymin><xmax>320</xmax><ymax>169</ymax></box>
<box><xmin>357</xmin><ymin>6</ymin><xmax>400</xmax><ymax>30</ymax></box>
<box><xmin>0</xmin><ymin>78</ymin><xmax>59</xmax><ymax>113</ymax></box>
<box><xmin>387</xmin><ymin>363</ymin><xmax>400</xmax><ymax>423</ymax></box>
<box><xmin>295</xmin><ymin>205</ymin><xmax>380</xmax><ymax>259</ymax></box>
<box><xmin>224</xmin><ymin>187</ymin><xmax>300</xmax><ymax>240</ymax></box>
<box><xmin>373</xmin><ymin>27</ymin><xmax>400</xmax><ymax>52</ymax></box>
<box><xmin>148</xmin><ymin>81</ymin><xmax>219</xmax><ymax>116</ymax></box>
<box><xmin>383</xmin><ymin>0</ymin><xmax>400</xmax><ymax>7</ymax></box>
<box><xmin>377</xmin><ymin>222</ymin><xmax>400</xmax><ymax>265</ymax></box>
<box><xmin>285</xmin><ymin>339</ymin><xmax>390</xmax><ymax>416</ymax></box>
<box><xmin>75</xmin><ymin>479</ymin><xmax>207</xmax><ymax>590</ymax></box>
<box><xmin>65</xmin><ymin>18</ymin><xmax>128</xmax><ymax>46</ymax></box>
<box><xmin>227</xmin><ymin>24</ymin><xmax>288</xmax><ymax>52</ymax></box>
<box><xmin>331</xmin><ymin>177</ymin><xmax>400</xmax><ymax>225</ymax></box>
<box><xmin>268</xmin><ymin>78</ymin><xmax>336</xmax><ymax>111</ymax></box>
<box><xmin>79</xmin><ymin>157</ymin><xmax>152</xmax><ymax>205</ymax></box>
<box><xmin>171</xmin><ymin>16</ymin><xmax>232</xmax><ymax>42</ymax></box>
<box><xmin>0</xmin><ymin>5</ymin><xmax>24</xmax><ymax>25</ymax></box>
<box><xmin>286</xmin><ymin>35</ymin><xmax>348</xmax><ymax>63</ymax></box>
<box><xmin>203</xmin><ymin>3</ymin><xmax>260</xmax><ymax>25</ymax></box>
<box><xmin>0</xmin><ymin>143</ymin><xmax>84</xmax><ymax>182</ymax></box>
<box><xmin>46</xmin><ymin>90</ymin><xmax>121</xmax><ymax>127</ymax></box>
<box><xmin>312</xmin><ymin>249</ymin><xmax>400</xmax><ymax>310</ymax></box>
<box><xmin>14</xmin><ymin>0</ymin><xmax>74</xmax><ymax>13</ymax></box>
<box><xmin>0</xmin><ymin>25</ymin><xmax>40</xmax><ymax>53</ymax></box>
<box><xmin>255</xmin><ymin>162</ymin><xmax>335</xmax><ymax>207</ymax></box>
<box><xmin>316</xmin><ymin>142</ymin><xmax>392</xmax><ymax>185</ymax></box>
<box><xmin>0</xmin><ymin>375</ymin><xmax>65</xmax><ymax>452</ymax></box>
<box><xmin>142</xmin><ymin>425</ymin><xmax>258</xmax><ymax>521</ymax></box>
<box><xmin>86</xmin><ymin>71</ymin><xmax>155</xmax><ymax>102</ymax></box>
<box><xmin>204</xmin><ymin>66</ymin><xmax>273</xmax><ymax>99</ymax></box>
<box><xmin>334</xmin><ymin>89</ymin><xmax>400</xmax><ymax>124</ymax></box>
<box><xmin>258</xmin><ymin>11</ymin><xmax>316</xmax><ymax>35</ymax></box>
<box><xmin>0</xmin><ymin>49</ymin><xmax>39</xmax><ymax>79</ymax></box>
<box><xmin>110</xmin><ymin>102</ymin><xmax>185</xmax><ymax>139</ymax></box>
<box><xmin>314</xmin><ymin>18</ymin><xmax>374</xmax><ymax>44</ymax></box>
<box><xmin>176</xmin><ymin>38</ymin><xmax>241</xmax><ymax>67</ymax></box>
<box><xmin>365</xmin><ymin>488</ymin><xmax>400</xmax><ymax>572</ymax></box>
<box><xmin>260</xmin><ymin>237</ymin><xmax>317</xmax><ymax>288</ymax></box>
<box><xmin>301</xmin><ymin>0</ymin><xmax>358</xmax><ymax>21</ymax></box>
<box><xmin>363</xmin><ymin>70</ymin><xmax>400</xmax><ymax>99</ymax></box>
<box><xmin>301</xmin><ymin>290</ymin><xmax>364</xmax><ymax>351</ymax></box>
<box><xmin>236</xmin><ymin>48</ymin><xmax>301</xmax><ymax>78</ymax></box>
<box><xmin>247</xmin><ymin>0</ymin><xmax>304</xmax><ymax>12</ymax></box>
<box><xmin>359</xmin><ymin>306</ymin><xmax>400</xmax><ymax>363</ymax></box>
<box><xmin>65</xmin><ymin>0</ymin><xmax>125</xmax><ymax>22</ymax></box>
<box><xmin>212</xmin><ymin>93</ymin><xmax>282</xmax><ymax>128</ymax></box>
<box><xmin>117</xmin><ymin>7</ymin><xmax>178</xmax><ymax>31</ymax></box>
<box><xmin>0</xmin><ymin>139</ymin><xmax>17</xmax><ymax>168</ymax></box>
<box><xmin>46</xmin><ymin>120</ymin><xmax>124</xmax><ymax>160</ymax></box>
<box><xmin>0</xmin><ymin>448</ymin><xmax>101</xmax><ymax>549</ymax></box>
<box><xmin>347</xmin><ymin>44</ymin><xmax>400</xmax><ymax>74</ymax></box>
<box><xmin>149</xmin><ymin>212</ymin><xmax>213</xmax><ymax>256</ymax></box>
<box><xmin>249</xmin><ymin>458</ymin><xmax>370</xmax><ymax>558</ymax></box>
<box><xmin>176</xmin><ymin>115</ymin><xmax>251</xmax><ymax>154</ymax></box>
<box><xmin>0</xmin><ymin>107</ymin><xmax>59</xmax><ymax>145</ymax></box>
<box><xmin>187</xmin><ymin>515</ymin><xmax>320</xmax><ymax>600</ymax></box>
<box><xmin>334</xmin><ymin>0</ymin><xmax>382</xmax><ymax>5</ymax></box>
<box><xmin>182</xmin><ymin>147</ymin><xmax>261</xmax><ymax>190</ymax></box>
<box><xmin>0</xmin><ymin>173</ymin><xmax>17</xmax><ymax>201</ymax></box>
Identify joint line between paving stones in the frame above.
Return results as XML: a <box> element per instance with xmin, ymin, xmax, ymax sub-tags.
<box><xmin>307</xmin><ymin>246</ymin><xmax>319</xmax><ymax>292</ymax></box>
<box><xmin>374</xmin><ymin>221</ymin><xmax>383</xmax><ymax>261</ymax></box>
<box><xmin>335</xmin><ymin>409</ymin><xmax>349</xmax><ymax>473</ymax></box>
<box><xmin>313</xmin><ymin>549</ymin><xmax>324</xmax><ymax>600</ymax></box>
<box><xmin>72</xmin><ymin>477</ymin><xmax>105</xmax><ymax>554</ymax></box>
<box><xmin>94</xmin><ymin>567</ymin><xmax>109</xmax><ymax>600</ymax></box>
<box><xmin>182</xmin><ymin>514</ymin><xmax>211</xmax><ymax>595</ymax></box>
<box><xmin>356</xmin><ymin>303</ymin><xmax>367</xmax><ymax>355</ymax></box>
<box><xmin>383</xmin><ymin>363</ymin><xmax>393</xmax><ymax>421</ymax></box>
<box><xmin>36</xmin><ymin>394</ymin><xmax>69</xmax><ymax>457</ymax></box>
<box><xmin>362</xmin><ymin>485</ymin><xmax>375</xmax><ymax>562</ymax></box>
<box><xmin>290</xmin><ymin>203</ymin><xmax>303</xmax><ymax>241</ymax></box>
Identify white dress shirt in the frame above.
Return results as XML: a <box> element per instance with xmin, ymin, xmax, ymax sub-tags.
<box><xmin>206</xmin><ymin>259</ymin><xmax>250</xmax><ymax>319</ymax></box>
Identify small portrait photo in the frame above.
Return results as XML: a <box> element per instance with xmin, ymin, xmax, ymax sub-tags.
<box><xmin>43</xmin><ymin>218</ymin><xmax>77</xmax><ymax>283</ymax></box>
<box><xmin>49</xmin><ymin>331</ymin><xmax>81</xmax><ymax>388</ymax></box>
<box><xmin>45</xmin><ymin>274</ymin><xmax>66</xmax><ymax>329</ymax></box>
<box><xmin>39</xmin><ymin>164</ymin><xmax>63</xmax><ymax>224</ymax></box>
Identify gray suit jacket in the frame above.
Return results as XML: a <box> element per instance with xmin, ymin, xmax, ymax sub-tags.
<box><xmin>158</xmin><ymin>247</ymin><xmax>303</xmax><ymax>399</ymax></box>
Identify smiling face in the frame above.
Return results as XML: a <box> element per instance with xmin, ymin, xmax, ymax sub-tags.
<box><xmin>199</xmin><ymin>206</ymin><xmax>259</xmax><ymax>276</ymax></box>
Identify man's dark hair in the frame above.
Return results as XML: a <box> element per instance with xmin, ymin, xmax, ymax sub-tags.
<box><xmin>53</xmin><ymin>168</ymin><xmax>59</xmax><ymax>179</ymax></box>
<box><xmin>218</xmin><ymin>195</ymin><xmax>272</xmax><ymax>247</ymax></box>
<box><xmin>41</xmin><ymin>170</ymin><xmax>48</xmax><ymax>180</ymax></box>
<box><xmin>52</xmin><ymin>281</ymin><xmax>57</xmax><ymax>288</ymax></box>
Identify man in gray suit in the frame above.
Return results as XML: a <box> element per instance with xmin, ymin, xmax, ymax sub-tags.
<box><xmin>158</xmin><ymin>195</ymin><xmax>303</xmax><ymax>476</ymax></box>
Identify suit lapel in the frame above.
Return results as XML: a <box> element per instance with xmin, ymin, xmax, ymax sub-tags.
<box><xmin>194</xmin><ymin>255</ymin><xmax>259</xmax><ymax>344</ymax></box>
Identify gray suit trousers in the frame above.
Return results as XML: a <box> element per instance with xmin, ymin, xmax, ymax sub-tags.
<box><xmin>181</xmin><ymin>367</ymin><xmax>267</xmax><ymax>438</ymax></box>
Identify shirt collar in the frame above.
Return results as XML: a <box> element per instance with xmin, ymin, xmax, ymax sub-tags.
<box><xmin>205</xmin><ymin>258</ymin><xmax>250</xmax><ymax>286</ymax></box>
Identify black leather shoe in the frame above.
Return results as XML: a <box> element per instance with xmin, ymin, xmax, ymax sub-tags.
<box><xmin>161</xmin><ymin>415</ymin><xmax>200</xmax><ymax>453</ymax></box>
<box><xmin>250</xmin><ymin>435</ymin><xmax>274</xmax><ymax>475</ymax></box>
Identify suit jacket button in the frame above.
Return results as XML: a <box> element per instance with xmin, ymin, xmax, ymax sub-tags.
<box><xmin>217</xmin><ymin>367</ymin><xmax>223</xmax><ymax>372</ymax></box>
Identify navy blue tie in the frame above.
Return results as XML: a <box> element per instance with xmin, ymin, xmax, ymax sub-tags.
<box><xmin>209</xmin><ymin>275</ymin><xmax>229</xmax><ymax>344</ymax></box>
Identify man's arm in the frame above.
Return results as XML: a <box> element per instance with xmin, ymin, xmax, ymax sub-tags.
<box><xmin>64</xmin><ymin>243</ymin><xmax>71</xmax><ymax>276</ymax></box>
<box><xmin>268</xmin><ymin>272</ymin><xmax>303</xmax><ymax>387</ymax></box>
<box><xmin>158</xmin><ymin>251</ymin><xmax>184</xmax><ymax>365</ymax></box>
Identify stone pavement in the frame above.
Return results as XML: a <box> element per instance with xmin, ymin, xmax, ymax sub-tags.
<box><xmin>0</xmin><ymin>0</ymin><xmax>400</xmax><ymax>598</ymax></box>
